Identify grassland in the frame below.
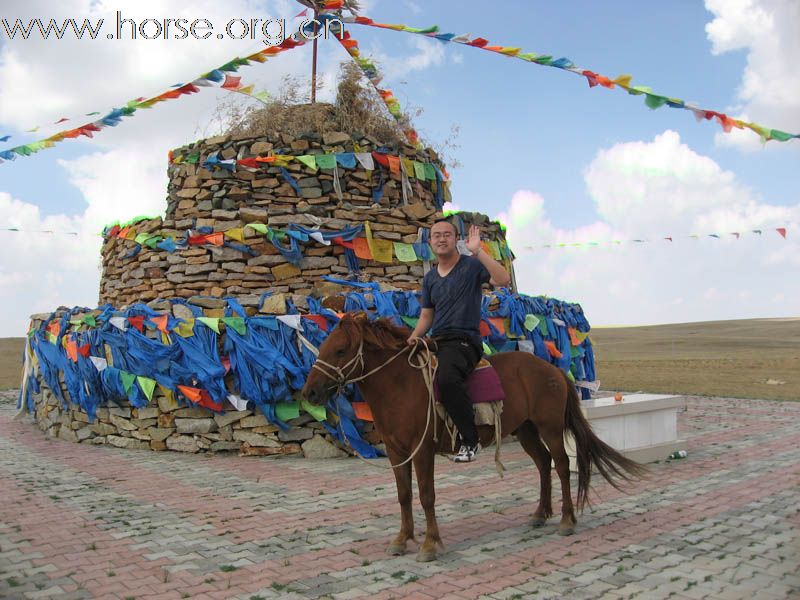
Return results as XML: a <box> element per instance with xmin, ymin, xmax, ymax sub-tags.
<box><xmin>589</xmin><ymin>318</ymin><xmax>799</xmax><ymax>401</ymax></box>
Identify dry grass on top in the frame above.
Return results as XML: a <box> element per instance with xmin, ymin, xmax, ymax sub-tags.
<box><xmin>223</xmin><ymin>62</ymin><xmax>409</xmax><ymax>146</ymax></box>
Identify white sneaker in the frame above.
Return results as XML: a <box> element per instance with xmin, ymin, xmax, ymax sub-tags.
<box><xmin>453</xmin><ymin>443</ymin><xmax>480</xmax><ymax>463</ymax></box>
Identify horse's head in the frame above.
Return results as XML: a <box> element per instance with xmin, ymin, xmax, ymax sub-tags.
<box><xmin>301</xmin><ymin>313</ymin><xmax>366</xmax><ymax>406</ymax></box>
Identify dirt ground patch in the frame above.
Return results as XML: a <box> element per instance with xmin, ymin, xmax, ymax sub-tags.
<box><xmin>590</xmin><ymin>318</ymin><xmax>800</xmax><ymax>401</ymax></box>
<box><xmin>0</xmin><ymin>338</ymin><xmax>24</xmax><ymax>390</ymax></box>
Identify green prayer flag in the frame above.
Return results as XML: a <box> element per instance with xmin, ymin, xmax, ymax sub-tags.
<box><xmin>628</xmin><ymin>85</ymin><xmax>653</xmax><ymax>96</ymax></box>
<box><xmin>393</xmin><ymin>242</ymin><xmax>418</xmax><ymax>262</ymax></box>
<box><xmin>137</xmin><ymin>376</ymin><xmax>156</xmax><ymax>401</ymax></box>
<box><xmin>524</xmin><ymin>314</ymin><xmax>540</xmax><ymax>332</ymax></box>
<box><xmin>120</xmin><ymin>371</ymin><xmax>136</xmax><ymax>394</ymax></box>
<box><xmin>413</xmin><ymin>160</ymin><xmax>426</xmax><ymax>180</ymax></box>
<box><xmin>276</xmin><ymin>401</ymin><xmax>301</xmax><ymax>421</ymax></box>
<box><xmin>315</xmin><ymin>154</ymin><xmax>336</xmax><ymax>169</ymax></box>
<box><xmin>246</xmin><ymin>222</ymin><xmax>268</xmax><ymax>235</ymax></box>
<box><xmin>570</xmin><ymin>346</ymin><xmax>582</xmax><ymax>359</ymax></box>
<box><xmin>143</xmin><ymin>236</ymin><xmax>161</xmax><ymax>249</ymax></box>
<box><xmin>134</xmin><ymin>232</ymin><xmax>150</xmax><ymax>244</ymax></box>
<box><xmin>401</xmin><ymin>316</ymin><xmax>419</xmax><ymax>329</ymax></box>
<box><xmin>197</xmin><ymin>317</ymin><xmax>220</xmax><ymax>334</ymax></box>
<box><xmin>296</xmin><ymin>155</ymin><xmax>317</xmax><ymax>170</ymax></box>
<box><xmin>221</xmin><ymin>317</ymin><xmax>246</xmax><ymax>336</ymax></box>
<box><xmin>566</xmin><ymin>370</ymin><xmax>576</xmax><ymax>382</ymax></box>
<box><xmin>482</xmin><ymin>342</ymin><xmax>494</xmax><ymax>356</ymax></box>
<box><xmin>423</xmin><ymin>163</ymin><xmax>436</xmax><ymax>181</ymax></box>
<box><xmin>770</xmin><ymin>129</ymin><xmax>794</xmax><ymax>142</ymax></box>
<box><xmin>404</xmin><ymin>25</ymin><xmax>439</xmax><ymax>34</ymax></box>
<box><xmin>301</xmin><ymin>398</ymin><xmax>327</xmax><ymax>422</ymax></box>
<box><xmin>537</xmin><ymin>316</ymin><xmax>549</xmax><ymax>337</ymax></box>
<box><xmin>644</xmin><ymin>93</ymin><xmax>668</xmax><ymax>109</ymax></box>
<box><xmin>82</xmin><ymin>315</ymin><xmax>97</xmax><ymax>327</ymax></box>
<box><xmin>186</xmin><ymin>153</ymin><xmax>199</xmax><ymax>164</ymax></box>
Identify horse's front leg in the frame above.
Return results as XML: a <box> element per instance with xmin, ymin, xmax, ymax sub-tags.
<box><xmin>387</xmin><ymin>447</ymin><xmax>415</xmax><ymax>555</ymax></box>
<box><xmin>413</xmin><ymin>443</ymin><xmax>442</xmax><ymax>562</ymax></box>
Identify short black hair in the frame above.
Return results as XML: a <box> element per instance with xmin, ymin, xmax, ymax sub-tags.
<box><xmin>431</xmin><ymin>218</ymin><xmax>458</xmax><ymax>234</ymax></box>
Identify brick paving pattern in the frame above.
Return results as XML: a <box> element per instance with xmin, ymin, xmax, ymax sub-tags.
<box><xmin>1</xmin><ymin>391</ymin><xmax>798</xmax><ymax>599</ymax></box>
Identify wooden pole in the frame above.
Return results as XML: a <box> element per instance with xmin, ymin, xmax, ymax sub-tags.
<box><xmin>311</xmin><ymin>7</ymin><xmax>319</xmax><ymax>103</ymax></box>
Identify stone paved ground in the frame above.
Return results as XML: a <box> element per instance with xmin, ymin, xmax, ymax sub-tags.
<box><xmin>1</xmin><ymin>391</ymin><xmax>798</xmax><ymax>600</ymax></box>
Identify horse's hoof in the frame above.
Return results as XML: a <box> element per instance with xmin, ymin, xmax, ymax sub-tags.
<box><xmin>387</xmin><ymin>543</ymin><xmax>406</xmax><ymax>556</ymax></box>
<box><xmin>416</xmin><ymin>549</ymin><xmax>437</xmax><ymax>562</ymax></box>
<box><xmin>531</xmin><ymin>516</ymin><xmax>547</xmax><ymax>527</ymax></box>
<box><xmin>558</xmin><ymin>525</ymin><xmax>575</xmax><ymax>536</ymax></box>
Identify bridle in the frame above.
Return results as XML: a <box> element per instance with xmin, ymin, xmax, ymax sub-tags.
<box><xmin>310</xmin><ymin>335</ymin><xmax>439</xmax><ymax>469</ymax></box>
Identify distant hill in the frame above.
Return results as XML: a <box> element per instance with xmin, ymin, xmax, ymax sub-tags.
<box><xmin>2</xmin><ymin>318</ymin><xmax>797</xmax><ymax>399</ymax></box>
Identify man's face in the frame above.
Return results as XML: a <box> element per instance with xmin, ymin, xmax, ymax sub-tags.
<box><xmin>430</xmin><ymin>221</ymin><xmax>457</xmax><ymax>257</ymax></box>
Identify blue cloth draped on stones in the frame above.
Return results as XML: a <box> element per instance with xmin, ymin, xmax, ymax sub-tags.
<box><xmin>223</xmin><ymin>317</ymin><xmax>303</xmax><ymax>428</ymax></box>
<box><xmin>324</xmin><ymin>392</ymin><xmax>383</xmax><ymax>458</ymax></box>
<box><xmin>279</xmin><ymin>167</ymin><xmax>302</xmax><ymax>196</ymax></box>
<box><xmin>172</xmin><ymin>320</ymin><xmax>227</xmax><ymax>405</ymax></box>
<box><xmin>372</xmin><ymin>168</ymin><xmax>386</xmax><ymax>203</ymax></box>
<box><xmin>30</xmin><ymin>290</ymin><xmax>597</xmax><ymax>444</ymax></box>
<box><xmin>270</xmin><ymin>234</ymin><xmax>303</xmax><ymax>265</ymax></box>
<box><xmin>433</xmin><ymin>165</ymin><xmax>444</xmax><ymax>209</ymax></box>
<box><xmin>288</xmin><ymin>223</ymin><xmax>363</xmax><ymax>242</ymax></box>
<box><xmin>344</xmin><ymin>247</ymin><xmax>360</xmax><ymax>273</ymax></box>
<box><xmin>224</xmin><ymin>240</ymin><xmax>257</xmax><ymax>256</ymax></box>
<box><xmin>412</xmin><ymin>228</ymin><xmax>435</xmax><ymax>261</ymax></box>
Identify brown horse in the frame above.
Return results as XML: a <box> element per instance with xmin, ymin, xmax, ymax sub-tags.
<box><xmin>301</xmin><ymin>314</ymin><xmax>645</xmax><ymax>562</ymax></box>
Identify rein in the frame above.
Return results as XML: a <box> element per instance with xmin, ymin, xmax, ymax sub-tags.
<box><xmin>311</xmin><ymin>338</ymin><xmax>439</xmax><ymax>470</ymax></box>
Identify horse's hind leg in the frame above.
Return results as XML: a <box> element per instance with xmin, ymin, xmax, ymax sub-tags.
<box><xmin>387</xmin><ymin>448</ymin><xmax>415</xmax><ymax>555</ymax></box>
<box><xmin>516</xmin><ymin>421</ymin><xmax>553</xmax><ymax>526</ymax></box>
<box><xmin>413</xmin><ymin>446</ymin><xmax>442</xmax><ymax>562</ymax></box>
<box><xmin>539</xmin><ymin>427</ymin><xmax>577</xmax><ymax>535</ymax></box>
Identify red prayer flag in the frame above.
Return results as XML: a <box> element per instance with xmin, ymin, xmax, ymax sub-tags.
<box><xmin>371</xmin><ymin>152</ymin><xmax>390</xmax><ymax>168</ymax></box>
<box><xmin>303</xmin><ymin>314</ymin><xmax>328</xmax><ymax>331</ymax></box>
<box><xmin>127</xmin><ymin>315</ymin><xmax>145</xmax><ymax>333</ymax></box>
<box><xmin>776</xmin><ymin>227</ymin><xmax>787</xmax><ymax>238</ymax></box>
<box><xmin>221</xmin><ymin>74</ymin><xmax>242</xmax><ymax>90</ymax></box>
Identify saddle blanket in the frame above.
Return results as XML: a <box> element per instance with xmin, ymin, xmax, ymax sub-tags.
<box><xmin>433</xmin><ymin>358</ymin><xmax>506</xmax><ymax>405</ymax></box>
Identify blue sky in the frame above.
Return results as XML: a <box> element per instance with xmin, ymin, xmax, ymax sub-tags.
<box><xmin>1</xmin><ymin>0</ymin><xmax>798</xmax><ymax>334</ymax></box>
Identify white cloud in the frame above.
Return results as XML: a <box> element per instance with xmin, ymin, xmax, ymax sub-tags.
<box><xmin>365</xmin><ymin>36</ymin><xmax>447</xmax><ymax>81</ymax></box>
<box><xmin>497</xmin><ymin>131</ymin><xmax>799</xmax><ymax>325</ymax></box>
<box><xmin>0</xmin><ymin>192</ymin><xmax>101</xmax><ymax>336</ymax></box>
<box><xmin>704</xmin><ymin>0</ymin><xmax>800</xmax><ymax>150</ymax></box>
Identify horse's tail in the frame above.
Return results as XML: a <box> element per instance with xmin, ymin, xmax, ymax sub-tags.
<box><xmin>562</xmin><ymin>371</ymin><xmax>648</xmax><ymax>510</ymax></box>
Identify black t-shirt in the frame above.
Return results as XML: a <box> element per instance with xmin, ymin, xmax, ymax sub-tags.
<box><xmin>420</xmin><ymin>255</ymin><xmax>490</xmax><ymax>345</ymax></box>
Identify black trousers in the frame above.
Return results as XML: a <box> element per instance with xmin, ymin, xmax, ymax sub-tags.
<box><xmin>435</xmin><ymin>334</ymin><xmax>482</xmax><ymax>447</ymax></box>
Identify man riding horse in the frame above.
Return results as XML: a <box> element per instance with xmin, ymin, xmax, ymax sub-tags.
<box><xmin>407</xmin><ymin>218</ymin><xmax>511</xmax><ymax>462</ymax></box>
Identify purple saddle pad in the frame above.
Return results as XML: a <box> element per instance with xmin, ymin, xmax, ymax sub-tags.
<box><xmin>434</xmin><ymin>363</ymin><xmax>505</xmax><ymax>404</ymax></box>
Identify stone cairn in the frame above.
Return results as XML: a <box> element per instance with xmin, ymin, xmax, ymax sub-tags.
<box><xmin>24</xmin><ymin>128</ymin><xmax>516</xmax><ymax>458</ymax></box>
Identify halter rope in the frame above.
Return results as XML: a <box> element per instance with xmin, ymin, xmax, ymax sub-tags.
<box><xmin>310</xmin><ymin>337</ymin><xmax>439</xmax><ymax>470</ymax></box>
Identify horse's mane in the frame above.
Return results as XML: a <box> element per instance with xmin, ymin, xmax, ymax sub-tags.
<box><xmin>338</xmin><ymin>314</ymin><xmax>410</xmax><ymax>350</ymax></box>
